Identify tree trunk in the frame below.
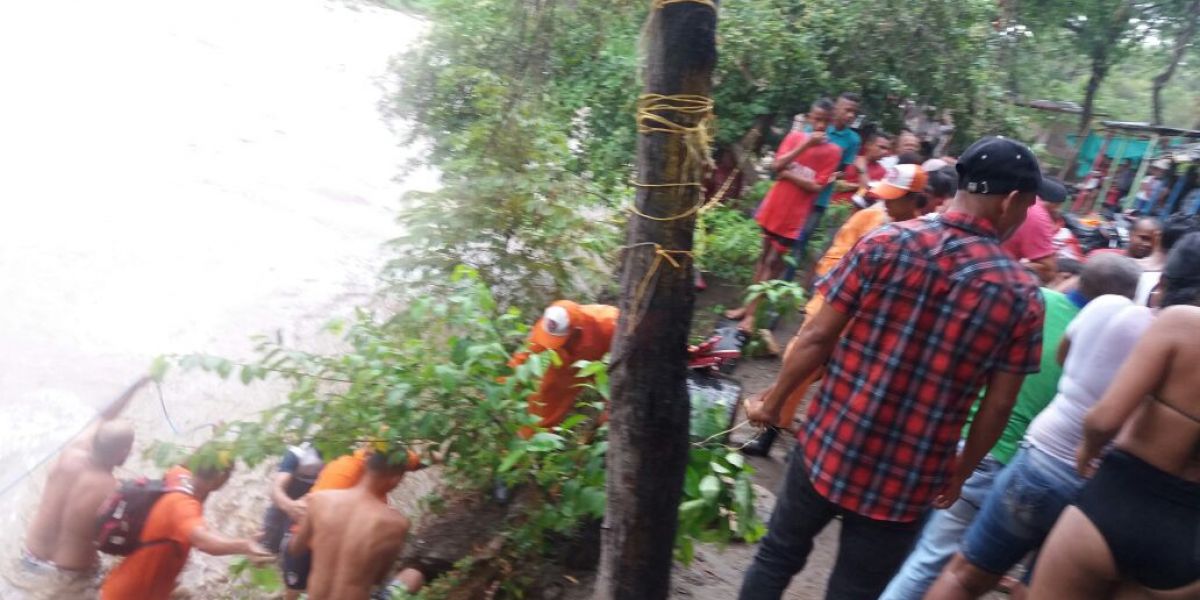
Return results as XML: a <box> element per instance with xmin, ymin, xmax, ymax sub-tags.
<box><xmin>728</xmin><ymin>114</ymin><xmax>774</xmax><ymax>189</ymax></box>
<box><xmin>1152</xmin><ymin>0</ymin><xmax>1200</xmax><ymax>125</ymax></box>
<box><xmin>1062</xmin><ymin>54</ymin><xmax>1108</xmax><ymax>181</ymax></box>
<box><xmin>594</xmin><ymin>2</ymin><xmax>716</xmax><ymax>599</ymax></box>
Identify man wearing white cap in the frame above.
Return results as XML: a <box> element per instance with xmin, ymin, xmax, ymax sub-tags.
<box><xmin>509</xmin><ymin>301</ymin><xmax>618</xmax><ymax>435</ymax></box>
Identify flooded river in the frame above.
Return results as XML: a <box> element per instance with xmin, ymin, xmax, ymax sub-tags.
<box><xmin>0</xmin><ymin>0</ymin><xmax>431</xmax><ymax>595</ymax></box>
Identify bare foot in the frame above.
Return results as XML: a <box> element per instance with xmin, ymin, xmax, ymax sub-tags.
<box><xmin>724</xmin><ymin>307</ymin><xmax>748</xmax><ymax>320</ymax></box>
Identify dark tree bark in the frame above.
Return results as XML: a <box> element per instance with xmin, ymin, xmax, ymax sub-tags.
<box><xmin>594</xmin><ymin>2</ymin><xmax>717</xmax><ymax>599</ymax></box>
<box><xmin>1062</xmin><ymin>49</ymin><xmax>1109</xmax><ymax>181</ymax></box>
<box><xmin>1152</xmin><ymin>0</ymin><xmax>1200</xmax><ymax>125</ymax></box>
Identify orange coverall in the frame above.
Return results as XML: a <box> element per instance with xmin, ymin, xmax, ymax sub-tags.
<box><xmin>510</xmin><ymin>303</ymin><xmax>618</xmax><ymax>431</ymax></box>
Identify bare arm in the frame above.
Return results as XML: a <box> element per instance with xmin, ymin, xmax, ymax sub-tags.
<box><xmin>288</xmin><ymin>502</ymin><xmax>316</xmax><ymax>557</ymax></box>
<box><xmin>1056</xmin><ymin>336</ymin><xmax>1072</xmax><ymax>367</ymax></box>
<box><xmin>270</xmin><ymin>473</ymin><xmax>306</xmax><ymax>522</ymax></box>
<box><xmin>771</xmin><ymin>139</ymin><xmax>812</xmax><ymax>173</ymax></box>
<box><xmin>778</xmin><ymin>169</ymin><xmax>823</xmax><ymax>193</ymax></box>
<box><xmin>71</xmin><ymin>376</ymin><xmax>151</xmax><ymax>454</ymax></box>
<box><xmin>935</xmin><ymin>370</ymin><xmax>1024</xmax><ymax>508</ymax></box>
<box><xmin>747</xmin><ymin>305</ymin><xmax>850</xmax><ymax>425</ymax></box>
<box><xmin>1079</xmin><ymin>315</ymin><xmax>1174</xmax><ymax>475</ymax></box>
<box><xmin>1023</xmin><ymin>255</ymin><xmax>1058</xmax><ymax>285</ymax></box>
<box><xmin>190</xmin><ymin>526</ymin><xmax>266</xmax><ymax>558</ymax></box>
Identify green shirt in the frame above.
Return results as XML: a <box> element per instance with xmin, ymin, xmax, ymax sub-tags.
<box><xmin>962</xmin><ymin>288</ymin><xmax>1079</xmax><ymax>464</ymax></box>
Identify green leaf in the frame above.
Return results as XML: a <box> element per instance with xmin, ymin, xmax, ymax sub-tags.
<box><xmin>497</xmin><ymin>448</ymin><xmax>526</xmax><ymax>472</ymax></box>
<box><xmin>699</xmin><ymin>475</ymin><xmax>721</xmax><ymax>501</ymax></box>
<box><xmin>150</xmin><ymin>355</ymin><xmax>170</xmax><ymax>382</ymax></box>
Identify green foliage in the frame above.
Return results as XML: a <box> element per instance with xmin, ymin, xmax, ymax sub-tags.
<box><xmin>745</xmin><ymin>279</ymin><xmax>807</xmax><ymax>330</ymax></box>
<box><xmin>695</xmin><ymin>206</ymin><xmax>761</xmax><ymax>285</ymax></box>
<box><xmin>677</xmin><ymin>439</ymin><xmax>765</xmax><ymax>564</ymax></box>
<box><xmin>157</xmin><ymin>266</ymin><xmax>760</xmax><ymax>594</ymax></box>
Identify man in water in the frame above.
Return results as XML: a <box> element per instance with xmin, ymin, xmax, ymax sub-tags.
<box><xmin>18</xmin><ymin>376</ymin><xmax>148</xmax><ymax>597</ymax></box>
<box><xmin>289</xmin><ymin>448</ymin><xmax>425</xmax><ymax>600</ymax></box>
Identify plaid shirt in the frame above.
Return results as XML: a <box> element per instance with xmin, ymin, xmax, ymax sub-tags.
<box><xmin>804</xmin><ymin>211</ymin><xmax>1044</xmax><ymax>522</ymax></box>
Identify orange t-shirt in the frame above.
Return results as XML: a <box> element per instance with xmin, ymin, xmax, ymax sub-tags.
<box><xmin>100</xmin><ymin>466</ymin><xmax>204</xmax><ymax>600</ymax></box>
<box><xmin>805</xmin><ymin>204</ymin><xmax>890</xmax><ymax>316</ymax></box>
<box><xmin>512</xmin><ymin>304</ymin><xmax>618</xmax><ymax>429</ymax></box>
<box><xmin>308</xmin><ymin>448</ymin><xmax>367</xmax><ymax>493</ymax></box>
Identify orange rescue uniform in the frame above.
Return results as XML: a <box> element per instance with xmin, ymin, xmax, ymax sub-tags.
<box><xmin>100</xmin><ymin>467</ymin><xmax>204</xmax><ymax>600</ymax></box>
<box><xmin>778</xmin><ymin>204</ymin><xmax>891</xmax><ymax>426</ymax></box>
<box><xmin>510</xmin><ymin>303</ymin><xmax>618</xmax><ymax>430</ymax></box>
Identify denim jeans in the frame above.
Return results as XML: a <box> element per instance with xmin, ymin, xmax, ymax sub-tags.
<box><xmin>739</xmin><ymin>446</ymin><xmax>923</xmax><ymax>600</ymax></box>
<box><xmin>960</xmin><ymin>443</ymin><xmax>1085</xmax><ymax>578</ymax></box>
<box><xmin>878</xmin><ymin>455</ymin><xmax>1007</xmax><ymax>600</ymax></box>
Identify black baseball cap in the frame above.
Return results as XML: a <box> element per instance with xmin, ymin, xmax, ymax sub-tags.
<box><xmin>955</xmin><ymin>136</ymin><xmax>1042</xmax><ymax>196</ymax></box>
<box><xmin>1038</xmin><ymin>177</ymin><xmax>1068</xmax><ymax>203</ymax></box>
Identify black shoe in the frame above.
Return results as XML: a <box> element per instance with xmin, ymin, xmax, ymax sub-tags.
<box><xmin>741</xmin><ymin>426</ymin><xmax>779</xmax><ymax>457</ymax></box>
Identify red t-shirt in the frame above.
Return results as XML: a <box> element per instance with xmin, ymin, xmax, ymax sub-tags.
<box><xmin>833</xmin><ymin>160</ymin><xmax>887</xmax><ymax>204</ymax></box>
<box><xmin>1001</xmin><ymin>200</ymin><xmax>1057</xmax><ymax>262</ymax></box>
<box><xmin>755</xmin><ymin>131</ymin><xmax>841</xmax><ymax>240</ymax></box>
<box><xmin>101</xmin><ymin>467</ymin><xmax>204</xmax><ymax>600</ymax></box>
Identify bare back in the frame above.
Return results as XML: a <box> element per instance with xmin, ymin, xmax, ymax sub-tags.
<box><xmin>303</xmin><ymin>488</ymin><xmax>409</xmax><ymax>600</ymax></box>
<box><xmin>23</xmin><ymin>446</ymin><xmax>117</xmax><ymax>571</ymax></box>
<box><xmin>1107</xmin><ymin>306</ymin><xmax>1200</xmax><ymax>477</ymax></box>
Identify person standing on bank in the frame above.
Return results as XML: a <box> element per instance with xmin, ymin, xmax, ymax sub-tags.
<box><xmin>739</xmin><ymin>137</ymin><xmax>1046</xmax><ymax>600</ymax></box>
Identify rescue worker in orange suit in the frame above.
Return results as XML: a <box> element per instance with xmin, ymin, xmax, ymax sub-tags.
<box><xmin>510</xmin><ymin>301</ymin><xmax>618</xmax><ymax>435</ymax></box>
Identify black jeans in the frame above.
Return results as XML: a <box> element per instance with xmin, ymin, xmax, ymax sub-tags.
<box><xmin>739</xmin><ymin>446</ymin><xmax>923</xmax><ymax>600</ymax></box>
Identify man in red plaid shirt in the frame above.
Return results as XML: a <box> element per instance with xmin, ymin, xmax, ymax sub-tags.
<box><xmin>739</xmin><ymin>137</ymin><xmax>1047</xmax><ymax>600</ymax></box>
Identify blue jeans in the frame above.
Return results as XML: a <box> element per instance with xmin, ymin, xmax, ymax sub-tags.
<box><xmin>878</xmin><ymin>455</ymin><xmax>1007</xmax><ymax>600</ymax></box>
<box><xmin>739</xmin><ymin>446</ymin><xmax>923</xmax><ymax>600</ymax></box>
<box><xmin>960</xmin><ymin>443</ymin><xmax>1085</xmax><ymax>577</ymax></box>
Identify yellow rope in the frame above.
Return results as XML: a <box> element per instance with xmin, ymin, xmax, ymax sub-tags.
<box><xmin>629</xmin><ymin>93</ymin><xmax>715</xmax><ymax>221</ymax></box>
<box><xmin>621</xmin><ymin>243</ymin><xmax>695</xmax><ymax>334</ymax></box>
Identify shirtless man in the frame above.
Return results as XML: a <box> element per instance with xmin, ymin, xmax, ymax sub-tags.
<box><xmin>289</xmin><ymin>449</ymin><xmax>424</xmax><ymax>600</ymax></box>
<box><xmin>1030</xmin><ymin>232</ymin><xmax>1200</xmax><ymax>599</ymax></box>
<box><xmin>19</xmin><ymin>376</ymin><xmax>148</xmax><ymax>595</ymax></box>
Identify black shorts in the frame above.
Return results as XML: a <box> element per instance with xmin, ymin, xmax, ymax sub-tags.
<box><xmin>1077</xmin><ymin>449</ymin><xmax>1200</xmax><ymax>590</ymax></box>
<box><xmin>760</xmin><ymin>227</ymin><xmax>797</xmax><ymax>251</ymax></box>
<box><xmin>279</xmin><ymin>532</ymin><xmax>312</xmax><ymax>591</ymax></box>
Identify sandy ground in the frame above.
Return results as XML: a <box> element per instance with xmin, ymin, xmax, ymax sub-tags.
<box><xmin>0</xmin><ymin>0</ymin><xmax>432</xmax><ymax>597</ymax></box>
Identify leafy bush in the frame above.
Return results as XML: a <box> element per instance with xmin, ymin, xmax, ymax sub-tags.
<box><xmin>695</xmin><ymin>206</ymin><xmax>762</xmax><ymax>285</ymax></box>
<box><xmin>153</xmin><ymin>266</ymin><xmax>760</xmax><ymax>595</ymax></box>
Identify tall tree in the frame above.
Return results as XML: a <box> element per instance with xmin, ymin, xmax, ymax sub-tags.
<box><xmin>1152</xmin><ymin>0</ymin><xmax>1200</xmax><ymax>124</ymax></box>
<box><xmin>595</xmin><ymin>1</ymin><xmax>716</xmax><ymax>598</ymax></box>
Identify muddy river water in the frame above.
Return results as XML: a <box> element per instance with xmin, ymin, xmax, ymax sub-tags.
<box><xmin>0</xmin><ymin>1</ymin><xmax>432</xmax><ymax>596</ymax></box>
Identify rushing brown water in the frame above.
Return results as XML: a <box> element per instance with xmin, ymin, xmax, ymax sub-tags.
<box><xmin>0</xmin><ymin>1</ymin><xmax>433</xmax><ymax>596</ymax></box>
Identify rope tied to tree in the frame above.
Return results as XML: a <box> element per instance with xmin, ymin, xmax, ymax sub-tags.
<box><xmin>619</xmin><ymin>242</ymin><xmax>695</xmax><ymax>335</ymax></box>
<box><xmin>628</xmin><ymin>93</ymin><xmax>715</xmax><ymax>221</ymax></box>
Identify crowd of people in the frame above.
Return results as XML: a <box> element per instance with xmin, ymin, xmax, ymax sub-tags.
<box><xmin>732</xmin><ymin>95</ymin><xmax>1199</xmax><ymax>599</ymax></box>
<box><xmin>10</xmin><ymin>93</ymin><xmax>1200</xmax><ymax>600</ymax></box>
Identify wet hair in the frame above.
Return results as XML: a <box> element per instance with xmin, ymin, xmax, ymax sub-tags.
<box><xmin>838</xmin><ymin>91</ymin><xmax>861</xmax><ymax>104</ymax></box>
<box><xmin>93</xmin><ymin>421</ymin><xmax>134</xmax><ymax>467</ymax></box>
<box><xmin>1162</xmin><ymin>213</ymin><xmax>1200</xmax><ymax>252</ymax></box>
<box><xmin>1161</xmin><ymin>232</ymin><xmax>1200</xmax><ymax>308</ymax></box>
<box><xmin>926</xmin><ymin>169</ymin><xmax>958</xmax><ymax>199</ymax></box>
<box><xmin>1078</xmin><ymin>253</ymin><xmax>1141</xmax><ymax>301</ymax></box>
<box><xmin>1056</xmin><ymin>257</ymin><xmax>1084</xmax><ymax>276</ymax></box>
<box><xmin>812</xmin><ymin>97</ymin><xmax>835</xmax><ymax>113</ymax></box>
<box><xmin>896</xmin><ymin>152</ymin><xmax>922</xmax><ymax>166</ymax></box>
<box><xmin>367</xmin><ymin>448</ymin><xmax>414</xmax><ymax>475</ymax></box>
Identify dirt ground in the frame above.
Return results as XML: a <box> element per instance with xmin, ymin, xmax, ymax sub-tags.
<box><xmin>661</xmin><ymin>278</ymin><xmax>1008</xmax><ymax>600</ymax></box>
